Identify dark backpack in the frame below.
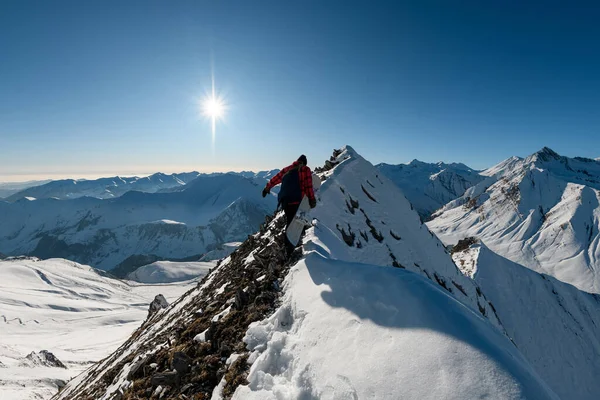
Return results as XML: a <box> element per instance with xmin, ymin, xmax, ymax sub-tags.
<box><xmin>278</xmin><ymin>166</ymin><xmax>302</xmax><ymax>205</ymax></box>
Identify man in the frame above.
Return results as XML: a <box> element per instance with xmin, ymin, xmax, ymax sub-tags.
<box><xmin>262</xmin><ymin>154</ymin><xmax>316</xmax><ymax>228</ymax></box>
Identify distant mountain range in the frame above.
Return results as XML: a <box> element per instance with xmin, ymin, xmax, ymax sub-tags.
<box><xmin>376</xmin><ymin>160</ymin><xmax>485</xmax><ymax>219</ymax></box>
<box><xmin>3</xmin><ymin>172</ymin><xmax>202</xmax><ymax>201</ymax></box>
<box><xmin>2</xmin><ymin>170</ymin><xmax>282</xmax><ymax>202</ymax></box>
<box><xmin>0</xmin><ymin>173</ymin><xmax>277</xmax><ymax>270</ymax></box>
<box><xmin>0</xmin><ymin>180</ymin><xmax>51</xmax><ymax>199</ymax></box>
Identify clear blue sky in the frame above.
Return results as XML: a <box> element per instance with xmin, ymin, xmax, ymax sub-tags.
<box><xmin>1</xmin><ymin>0</ymin><xmax>599</xmax><ymax>181</ymax></box>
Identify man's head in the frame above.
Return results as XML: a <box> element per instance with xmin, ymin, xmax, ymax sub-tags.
<box><xmin>297</xmin><ymin>154</ymin><xmax>307</xmax><ymax>166</ymax></box>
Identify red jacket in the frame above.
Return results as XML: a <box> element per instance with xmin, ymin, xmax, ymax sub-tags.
<box><xmin>266</xmin><ymin>161</ymin><xmax>315</xmax><ymax>203</ymax></box>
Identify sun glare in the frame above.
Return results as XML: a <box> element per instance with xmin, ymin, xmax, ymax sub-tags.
<box><xmin>202</xmin><ymin>96</ymin><xmax>225</xmax><ymax>119</ymax></box>
<box><xmin>200</xmin><ymin>68</ymin><xmax>227</xmax><ymax>151</ymax></box>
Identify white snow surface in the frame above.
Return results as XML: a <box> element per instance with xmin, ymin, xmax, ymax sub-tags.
<box><xmin>0</xmin><ymin>258</ymin><xmax>195</xmax><ymax>400</ymax></box>
<box><xmin>235</xmin><ymin>254</ymin><xmax>556</xmax><ymax>400</ymax></box>
<box><xmin>126</xmin><ymin>260</ymin><xmax>215</xmax><ymax>283</ymax></box>
<box><xmin>428</xmin><ymin>147</ymin><xmax>600</xmax><ymax>293</ymax></box>
<box><xmin>233</xmin><ymin>146</ymin><xmax>557</xmax><ymax>399</ymax></box>
<box><xmin>453</xmin><ymin>243</ymin><xmax>600</xmax><ymax>399</ymax></box>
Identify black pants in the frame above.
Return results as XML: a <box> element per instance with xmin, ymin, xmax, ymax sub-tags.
<box><xmin>282</xmin><ymin>202</ymin><xmax>300</xmax><ymax>254</ymax></box>
<box><xmin>283</xmin><ymin>202</ymin><xmax>300</xmax><ymax>228</ymax></box>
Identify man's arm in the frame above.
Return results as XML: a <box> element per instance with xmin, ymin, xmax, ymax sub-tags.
<box><xmin>300</xmin><ymin>166</ymin><xmax>315</xmax><ymax>202</ymax></box>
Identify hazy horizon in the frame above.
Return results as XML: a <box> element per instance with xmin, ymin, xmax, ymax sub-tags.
<box><xmin>2</xmin><ymin>144</ymin><xmax>597</xmax><ymax>184</ymax></box>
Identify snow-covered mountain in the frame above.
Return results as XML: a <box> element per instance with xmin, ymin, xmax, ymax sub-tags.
<box><xmin>0</xmin><ymin>180</ymin><xmax>52</xmax><ymax>199</ymax></box>
<box><xmin>0</xmin><ymin>173</ymin><xmax>277</xmax><ymax>270</ymax></box>
<box><xmin>0</xmin><ymin>257</ymin><xmax>195</xmax><ymax>400</ymax></box>
<box><xmin>452</xmin><ymin>241</ymin><xmax>600</xmax><ymax>399</ymax></box>
<box><xmin>428</xmin><ymin>147</ymin><xmax>600</xmax><ymax>293</ymax></box>
<box><xmin>5</xmin><ymin>172</ymin><xmax>201</xmax><ymax>202</ymax></box>
<box><xmin>55</xmin><ymin>147</ymin><xmax>569</xmax><ymax>400</ymax></box>
<box><xmin>376</xmin><ymin>159</ymin><xmax>485</xmax><ymax>219</ymax></box>
<box><xmin>237</xmin><ymin>169</ymin><xmax>279</xmax><ymax>181</ymax></box>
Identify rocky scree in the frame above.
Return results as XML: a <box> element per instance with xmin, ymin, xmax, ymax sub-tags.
<box><xmin>52</xmin><ymin>212</ymin><xmax>305</xmax><ymax>400</ymax></box>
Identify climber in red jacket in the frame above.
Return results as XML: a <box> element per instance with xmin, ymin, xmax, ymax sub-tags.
<box><xmin>262</xmin><ymin>154</ymin><xmax>316</xmax><ymax>227</ymax></box>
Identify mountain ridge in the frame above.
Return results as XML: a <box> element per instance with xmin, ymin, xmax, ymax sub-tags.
<box><xmin>376</xmin><ymin>159</ymin><xmax>485</xmax><ymax>219</ymax></box>
<box><xmin>428</xmin><ymin>147</ymin><xmax>600</xmax><ymax>293</ymax></box>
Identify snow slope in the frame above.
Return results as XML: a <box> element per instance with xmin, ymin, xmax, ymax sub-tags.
<box><xmin>428</xmin><ymin>147</ymin><xmax>600</xmax><ymax>293</ymax></box>
<box><xmin>235</xmin><ymin>253</ymin><xmax>556</xmax><ymax>400</ymax></box>
<box><xmin>452</xmin><ymin>243</ymin><xmax>600</xmax><ymax>399</ymax></box>
<box><xmin>5</xmin><ymin>172</ymin><xmax>200</xmax><ymax>202</ymax></box>
<box><xmin>55</xmin><ymin>146</ymin><xmax>563</xmax><ymax>400</ymax></box>
<box><xmin>0</xmin><ymin>173</ymin><xmax>276</xmax><ymax>270</ymax></box>
<box><xmin>377</xmin><ymin>160</ymin><xmax>484</xmax><ymax>219</ymax></box>
<box><xmin>126</xmin><ymin>260</ymin><xmax>215</xmax><ymax>284</ymax></box>
<box><xmin>0</xmin><ymin>257</ymin><xmax>195</xmax><ymax>400</ymax></box>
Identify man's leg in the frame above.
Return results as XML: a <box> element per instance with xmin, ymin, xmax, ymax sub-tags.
<box><xmin>284</xmin><ymin>203</ymin><xmax>300</xmax><ymax>228</ymax></box>
<box><xmin>283</xmin><ymin>203</ymin><xmax>300</xmax><ymax>255</ymax></box>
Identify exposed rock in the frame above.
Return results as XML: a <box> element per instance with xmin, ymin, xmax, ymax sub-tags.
<box><xmin>150</xmin><ymin>370</ymin><xmax>180</xmax><ymax>387</ymax></box>
<box><xmin>53</xmin><ymin>379</ymin><xmax>68</xmax><ymax>390</ymax></box>
<box><xmin>24</xmin><ymin>350</ymin><xmax>66</xmax><ymax>368</ymax></box>
<box><xmin>451</xmin><ymin>237</ymin><xmax>479</xmax><ymax>254</ymax></box>
<box><xmin>234</xmin><ymin>288</ymin><xmax>249</xmax><ymax>310</ymax></box>
<box><xmin>126</xmin><ymin>356</ymin><xmax>148</xmax><ymax>380</ymax></box>
<box><xmin>55</xmin><ymin>213</ymin><xmax>304</xmax><ymax>400</ymax></box>
<box><xmin>171</xmin><ymin>352</ymin><xmax>192</xmax><ymax>374</ymax></box>
<box><xmin>147</xmin><ymin>294</ymin><xmax>169</xmax><ymax>318</ymax></box>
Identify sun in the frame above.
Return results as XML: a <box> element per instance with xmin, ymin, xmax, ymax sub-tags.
<box><xmin>202</xmin><ymin>96</ymin><xmax>225</xmax><ymax>119</ymax></box>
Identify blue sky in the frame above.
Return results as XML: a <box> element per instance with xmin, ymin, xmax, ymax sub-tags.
<box><xmin>1</xmin><ymin>1</ymin><xmax>599</xmax><ymax>181</ymax></box>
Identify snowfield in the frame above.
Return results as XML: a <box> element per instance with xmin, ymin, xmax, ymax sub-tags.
<box><xmin>0</xmin><ymin>258</ymin><xmax>195</xmax><ymax>400</ymax></box>
<box><xmin>126</xmin><ymin>260</ymin><xmax>215</xmax><ymax>283</ymax></box>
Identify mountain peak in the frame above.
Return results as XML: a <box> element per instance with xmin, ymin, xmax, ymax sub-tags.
<box><xmin>533</xmin><ymin>146</ymin><xmax>561</xmax><ymax>161</ymax></box>
<box><xmin>409</xmin><ymin>158</ymin><xmax>428</xmax><ymax>166</ymax></box>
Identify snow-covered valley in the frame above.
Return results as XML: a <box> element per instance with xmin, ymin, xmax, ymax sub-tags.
<box><xmin>0</xmin><ymin>257</ymin><xmax>196</xmax><ymax>400</ymax></box>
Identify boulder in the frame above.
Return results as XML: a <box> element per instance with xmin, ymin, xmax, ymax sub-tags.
<box><xmin>148</xmin><ymin>294</ymin><xmax>169</xmax><ymax>318</ymax></box>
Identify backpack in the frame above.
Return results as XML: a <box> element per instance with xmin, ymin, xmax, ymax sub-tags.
<box><xmin>278</xmin><ymin>166</ymin><xmax>302</xmax><ymax>205</ymax></box>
